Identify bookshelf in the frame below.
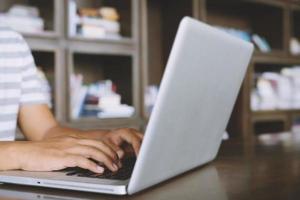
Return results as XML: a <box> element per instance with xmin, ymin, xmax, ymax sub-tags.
<box><xmin>140</xmin><ymin>0</ymin><xmax>300</xmax><ymax>141</ymax></box>
<box><xmin>0</xmin><ymin>0</ymin><xmax>141</xmax><ymax>131</ymax></box>
<box><xmin>2</xmin><ymin>0</ymin><xmax>300</xmax><ymax>141</ymax></box>
<box><xmin>141</xmin><ymin>0</ymin><xmax>197</xmax><ymax>118</ymax></box>
<box><xmin>206</xmin><ymin>1</ymin><xmax>285</xmax><ymax>52</ymax></box>
<box><xmin>209</xmin><ymin>1</ymin><xmax>300</xmax><ymax>139</ymax></box>
<box><xmin>68</xmin><ymin>52</ymin><xmax>135</xmax><ymax>119</ymax></box>
<box><xmin>64</xmin><ymin>0</ymin><xmax>141</xmax><ymax>129</ymax></box>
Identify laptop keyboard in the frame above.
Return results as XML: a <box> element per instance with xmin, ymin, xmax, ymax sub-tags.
<box><xmin>62</xmin><ymin>157</ymin><xmax>136</xmax><ymax>180</ymax></box>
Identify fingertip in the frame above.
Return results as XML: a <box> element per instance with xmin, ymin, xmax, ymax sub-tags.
<box><xmin>96</xmin><ymin>166</ymin><xmax>105</xmax><ymax>174</ymax></box>
<box><xmin>137</xmin><ymin>133</ymin><xmax>144</xmax><ymax>139</ymax></box>
<box><xmin>117</xmin><ymin>160</ymin><xmax>122</xmax><ymax>168</ymax></box>
<box><xmin>117</xmin><ymin>150</ymin><xmax>125</xmax><ymax>159</ymax></box>
<box><xmin>112</xmin><ymin>163</ymin><xmax>119</xmax><ymax>172</ymax></box>
<box><xmin>133</xmin><ymin>146</ymin><xmax>140</xmax><ymax>156</ymax></box>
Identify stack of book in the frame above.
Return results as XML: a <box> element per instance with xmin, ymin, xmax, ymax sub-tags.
<box><xmin>70</xmin><ymin>74</ymin><xmax>134</xmax><ymax>119</ymax></box>
<box><xmin>0</xmin><ymin>4</ymin><xmax>44</xmax><ymax>34</ymax></box>
<box><xmin>251</xmin><ymin>67</ymin><xmax>300</xmax><ymax>111</ymax></box>
<box><xmin>144</xmin><ymin>85</ymin><xmax>159</xmax><ymax>115</ymax></box>
<box><xmin>290</xmin><ymin>38</ymin><xmax>300</xmax><ymax>55</ymax></box>
<box><xmin>69</xmin><ymin>1</ymin><xmax>121</xmax><ymax>40</ymax></box>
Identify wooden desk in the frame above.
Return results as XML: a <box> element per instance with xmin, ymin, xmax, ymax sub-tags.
<box><xmin>0</xmin><ymin>134</ymin><xmax>299</xmax><ymax>200</ymax></box>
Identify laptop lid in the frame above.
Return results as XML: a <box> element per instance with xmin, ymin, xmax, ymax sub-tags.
<box><xmin>128</xmin><ymin>17</ymin><xmax>253</xmax><ymax>194</ymax></box>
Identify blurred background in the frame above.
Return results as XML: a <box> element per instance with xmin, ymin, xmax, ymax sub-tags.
<box><xmin>1</xmin><ymin>0</ymin><xmax>300</xmax><ymax>143</ymax></box>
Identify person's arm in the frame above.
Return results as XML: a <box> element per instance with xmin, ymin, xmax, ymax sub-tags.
<box><xmin>0</xmin><ymin>142</ymin><xmax>21</xmax><ymax>171</ymax></box>
<box><xmin>5</xmin><ymin>103</ymin><xmax>143</xmax><ymax>173</ymax></box>
<box><xmin>18</xmin><ymin>104</ymin><xmax>143</xmax><ymax>156</ymax></box>
<box><xmin>0</xmin><ymin>30</ymin><xmax>143</xmax><ymax>173</ymax></box>
<box><xmin>17</xmin><ymin>105</ymin><xmax>143</xmax><ymax>172</ymax></box>
<box><xmin>17</xmin><ymin>104</ymin><xmax>85</xmax><ymax>141</ymax></box>
<box><xmin>0</xmin><ymin>139</ymin><xmax>113</xmax><ymax>173</ymax></box>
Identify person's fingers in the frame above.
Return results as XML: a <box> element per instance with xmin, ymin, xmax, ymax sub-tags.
<box><xmin>135</xmin><ymin>132</ymin><xmax>144</xmax><ymax>140</ymax></box>
<box><xmin>104</xmin><ymin>140</ymin><xmax>125</xmax><ymax>160</ymax></box>
<box><xmin>109</xmin><ymin>134</ymin><xmax>123</xmax><ymax>146</ymax></box>
<box><xmin>77</xmin><ymin>139</ymin><xmax>119</xmax><ymax>162</ymax></box>
<box><xmin>64</xmin><ymin>155</ymin><xmax>105</xmax><ymax>174</ymax></box>
<box><xmin>129</xmin><ymin>129</ymin><xmax>144</xmax><ymax>140</ymax></box>
<box><xmin>127</xmin><ymin>129</ymin><xmax>144</xmax><ymax>139</ymax></box>
<box><xmin>66</xmin><ymin>145</ymin><xmax>119</xmax><ymax>172</ymax></box>
<box><xmin>118</xmin><ymin>130</ymin><xmax>143</xmax><ymax>156</ymax></box>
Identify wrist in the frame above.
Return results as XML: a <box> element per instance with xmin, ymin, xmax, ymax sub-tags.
<box><xmin>0</xmin><ymin>142</ymin><xmax>24</xmax><ymax>170</ymax></box>
<box><xmin>87</xmin><ymin>129</ymin><xmax>110</xmax><ymax>139</ymax></box>
<box><xmin>43</xmin><ymin>125</ymin><xmax>90</xmax><ymax>140</ymax></box>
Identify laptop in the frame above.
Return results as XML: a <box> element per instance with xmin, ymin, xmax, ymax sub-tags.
<box><xmin>0</xmin><ymin>17</ymin><xmax>253</xmax><ymax>195</ymax></box>
<box><xmin>0</xmin><ymin>166</ymin><xmax>227</xmax><ymax>199</ymax></box>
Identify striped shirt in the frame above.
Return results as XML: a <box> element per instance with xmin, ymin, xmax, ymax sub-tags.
<box><xmin>0</xmin><ymin>26</ymin><xmax>48</xmax><ymax>141</ymax></box>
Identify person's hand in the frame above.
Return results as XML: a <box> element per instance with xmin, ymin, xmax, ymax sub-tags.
<box><xmin>101</xmin><ymin>128</ymin><xmax>144</xmax><ymax>159</ymax></box>
<box><xmin>14</xmin><ymin>136</ymin><xmax>123</xmax><ymax>174</ymax></box>
<box><xmin>63</xmin><ymin>128</ymin><xmax>144</xmax><ymax>159</ymax></box>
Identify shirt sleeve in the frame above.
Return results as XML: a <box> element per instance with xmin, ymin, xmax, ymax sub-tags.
<box><xmin>19</xmin><ymin>37</ymin><xmax>49</xmax><ymax>105</ymax></box>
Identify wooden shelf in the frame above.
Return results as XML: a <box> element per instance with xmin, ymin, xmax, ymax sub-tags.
<box><xmin>67</xmin><ymin>52</ymin><xmax>137</xmax><ymax>121</ymax></box>
<box><xmin>253</xmin><ymin>54</ymin><xmax>300</xmax><ymax>63</ymax></box>
<box><xmin>141</xmin><ymin>0</ymin><xmax>195</xmax><ymax>117</ymax></box>
<box><xmin>0</xmin><ymin>0</ymin><xmax>140</xmax><ymax>128</ymax></box>
<box><xmin>141</xmin><ymin>0</ymin><xmax>300</xmax><ymax>139</ymax></box>
<box><xmin>21</xmin><ymin>31</ymin><xmax>60</xmax><ymax>39</ymax></box>
<box><xmin>253</xmin><ymin>50</ymin><xmax>287</xmax><ymax>58</ymax></box>
<box><xmin>3</xmin><ymin>0</ymin><xmax>300</xmax><ymax>137</ymax></box>
<box><xmin>206</xmin><ymin>0</ymin><xmax>285</xmax><ymax>52</ymax></box>
<box><xmin>69</xmin><ymin>35</ymin><xmax>134</xmax><ymax>45</ymax></box>
<box><xmin>253</xmin><ymin>109</ymin><xmax>300</xmax><ymax>116</ymax></box>
<box><xmin>67</xmin><ymin>40</ymin><xmax>136</xmax><ymax>56</ymax></box>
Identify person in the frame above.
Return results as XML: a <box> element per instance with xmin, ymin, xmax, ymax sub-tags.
<box><xmin>0</xmin><ymin>25</ymin><xmax>143</xmax><ymax>174</ymax></box>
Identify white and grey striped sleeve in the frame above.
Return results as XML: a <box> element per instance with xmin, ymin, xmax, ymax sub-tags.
<box><xmin>19</xmin><ymin>38</ymin><xmax>48</xmax><ymax>105</ymax></box>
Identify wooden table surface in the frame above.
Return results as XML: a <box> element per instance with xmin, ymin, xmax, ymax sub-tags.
<box><xmin>0</xmin><ymin>133</ymin><xmax>300</xmax><ymax>200</ymax></box>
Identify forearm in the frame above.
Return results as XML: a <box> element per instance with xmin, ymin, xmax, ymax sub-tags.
<box><xmin>42</xmin><ymin>125</ymin><xmax>109</xmax><ymax>140</ymax></box>
<box><xmin>0</xmin><ymin>142</ymin><xmax>21</xmax><ymax>170</ymax></box>
<box><xmin>18</xmin><ymin>105</ymin><xmax>110</xmax><ymax>141</ymax></box>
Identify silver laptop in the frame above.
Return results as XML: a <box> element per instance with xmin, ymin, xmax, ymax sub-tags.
<box><xmin>0</xmin><ymin>166</ymin><xmax>227</xmax><ymax>200</ymax></box>
<box><xmin>0</xmin><ymin>17</ymin><xmax>253</xmax><ymax>195</ymax></box>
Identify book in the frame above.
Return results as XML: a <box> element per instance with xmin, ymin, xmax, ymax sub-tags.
<box><xmin>252</xmin><ymin>66</ymin><xmax>300</xmax><ymax>111</ymax></box>
<box><xmin>70</xmin><ymin>74</ymin><xmax>88</xmax><ymax>119</ymax></box>
<box><xmin>290</xmin><ymin>38</ymin><xmax>300</xmax><ymax>55</ymax></box>
<box><xmin>252</xmin><ymin>34</ymin><xmax>271</xmax><ymax>53</ymax></box>
<box><xmin>8</xmin><ymin>4</ymin><xmax>39</xmax><ymax>18</ymax></box>
<box><xmin>145</xmin><ymin>85</ymin><xmax>159</xmax><ymax>114</ymax></box>
<box><xmin>80</xmin><ymin>16</ymin><xmax>120</xmax><ymax>33</ymax></box>
<box><xmin>98</xmin><ymin>105</ymin><xmax>135</xmax><ymax>119</ymax></box>
<box><xmin>68</xmin><ymin>1</ymin><xmax>122</xmax><ymax>40</ymax></box>
<box><xmin>68</xmin><ymin>0</ymin><xmax>78</xmax><ymax>36</ymax></box>
<box><xmin>0</xmin><ymin>4</ymin><xmax>44</xmax><ymax>34</ymax></box>
<box><xmin>79</xmin><ymin>25</ymin><xmax>106</xmax><ymax>39</ymax></box>
<box><xmin>99</xmin><ymin>7</ymin><xmax>120</xmax><ymax>21</ymax></box>
<box><xmin>70</xmin><ymin>75</ymin><xmax>135</xmax><ymax>119</ymax></box>
<box><xmin>0</xmin><ymin>14</ymin><xmax>44</xmax><ymax>33</ymax></box>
